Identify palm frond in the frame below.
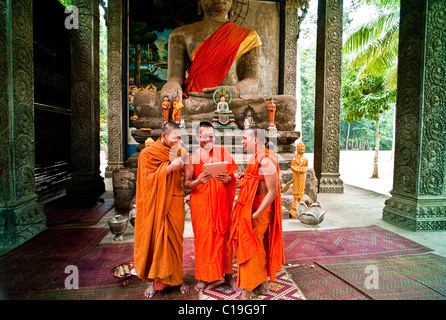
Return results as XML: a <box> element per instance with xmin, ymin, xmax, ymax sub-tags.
<box><xmin>343</xmin><ymin>10</ymin><xmax>399</xmax><ymax>55</ymax></box>
<box><xmin>343</xmin><ymin>8</ymin><xmax>399</xmax><ymax>84</ymax></box>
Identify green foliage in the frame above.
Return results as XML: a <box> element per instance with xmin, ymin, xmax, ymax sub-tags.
<box><xmin>300</xmin><ymin>45</ymin><xmax>316</xmax><ymax>153</ymax></box>
<box><xmin>58</xmin><ymin>0</ymin><xmax>71</xmax><ymax>7</ymax></box>
<box><xmin>343</xmin><ymin>0</ymin><xmax>400</xmax><ymax>90</ymax></box>
<box><xmin>129</xmin><ymin>22</ymin><xmax>158</xmax><ymax>46</ymax></box>
<box><xmin>99</xmin><ymin>6</ymin><xmax>108</xmax><ymax>149</ymax></box>
<box><xmin>342</xmin><ymin>65</ymin><xmax>395</xmax><ymax>123</ymax></box>
<box><xmin>340</xmin><ymin>0</ymin><xmax>399</xmax><ymax>153</ymax></box>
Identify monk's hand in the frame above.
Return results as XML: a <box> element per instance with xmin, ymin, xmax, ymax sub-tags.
<box><xmin>215</xmin><ymin>173</ymin><xmax>232</xmax><ymax>184</ymax></box>
<box><xmin>168</xmin><ymin>157</ymin><xmax>184</xmax><ymax>173</ymax></box>
<box><xmin>200</xmin><ymin>85</ymin><xmax>241</xmax><ymax>99</ymax></box>
<box><xmin>251</xmin><ymin>211</ymin><xmax>261</xmax><ymax>220</ymax></box>
<box><xmin>235</xmin><ymin>172</ymin><xmax>244</xmax><ymax>184</ymax></box>
<box><xmin>197</xmin><ymin>172</ymin><xmax>213</xmax><ymax>185</ymax></box>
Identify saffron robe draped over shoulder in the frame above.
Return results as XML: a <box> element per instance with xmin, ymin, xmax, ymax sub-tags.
<box><xmin>230</xmin><ymin>148</ymin><xmax>284</xmax><ymax>288</ymax></box>
<box><xmin>189</xmin><ymin>147</ymin><xmax>238</xmax><ymax>281</ymax></box>
<box><xmin>134</xmin><ymin>139</ymin><xmax>186</xmax><ymax>287</ymax></box>
<box><xmin>183</xmin><ymin>21</ymin><xmax>262</xmax><ymax>97</ymax></box>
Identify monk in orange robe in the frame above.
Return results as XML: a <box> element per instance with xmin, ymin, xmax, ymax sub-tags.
<box><xmin>230</xmin><ymin>126</ymin><xmax>284</xmax><ymax>300</ymax></box>
<box><xmin>133</xmin><ymin>121</ymin><xmax>190</xmax><ymax>298</ymax></box>
<box><xmin>184</xmin><ymin>121</ymin><xmax>239</xmax><ymax>292</ymax></box>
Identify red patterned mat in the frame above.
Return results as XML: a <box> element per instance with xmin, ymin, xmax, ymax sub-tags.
<box><xmin>201</xmin><ymin>266</ymin><xmax>306</xmax><ymax>300</ymax></box>
<box><xmin>283</xmin><ymin>225</ymin><xmax>432</xmax><ymax>266</ymax></box>
<box><xmin>0</xmin><ymin>228</ymin><xmax>110</xmax><ymax>298</ymax></box>
<box><xmin>45</xmin><ymin>238</ymin><xmax>196</xmax><ymax>290</ymax></box>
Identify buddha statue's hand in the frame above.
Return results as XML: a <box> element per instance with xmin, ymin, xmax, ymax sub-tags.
<box><xmin>188</xmin><ymin>85</ymin><xmax>241</xmax><ymax>99</ymax></box>
<box><xmin>160</xmin><ymin>80</ymin><xmax>183</xmax><ymax>103</ymax></box>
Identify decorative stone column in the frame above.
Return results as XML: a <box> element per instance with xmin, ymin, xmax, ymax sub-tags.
<box><xmin>0</xmin><ymin>0</ymin><xmax>46</xmax><ymax>251</ymax></box>
<box><xmin>105</xmin><ymin>0</ymin><xmax>125</xmax><ymax>178</ymax></box>
<box><xmin>382</xmin><ymin>0</ymin><xmax>446</xmax><ymax>231</ymax></box>
<box><xmin>280</xmin><ymin>0</ymin><xmax>299</xmax><ymax>96</ymax></box>
<box><xmin>313</xmin><ymin>0</ymin><xmax>344</xmax><ymax>193</ymax></box>
<box><xmin>68</xmin><ymin>0</ymin><xmax>105</xmax><ymax>200</ymax></box>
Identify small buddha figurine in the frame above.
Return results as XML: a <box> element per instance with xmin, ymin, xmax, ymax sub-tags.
<box><xmin>216</xmin><ymin>95</ymin><xmax>229</xmax><ymax>111</ymax></box>
<box><xmin>267</xmin><ymin>98</ymin><xmax>276</xmax><ymax>129</ymax></box>
<box><xmin>289</xmin><ymin>142</ymin><xmax>308</xmax><ymax>219</ymax></box>
<box><xmin>171</xmin><ymin>96</ymin><xmax>184</xmax><ymax>125</ymax></box>
<box><xmin>161</xmin><ymin>96</ymin><xmax>171</xmax><ymax>125</ymax></box>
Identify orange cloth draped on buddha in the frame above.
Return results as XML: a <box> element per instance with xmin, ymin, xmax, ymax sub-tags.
<box><xmin>230</xmin><ymin>148</ymin><xmax>284</xmax><ymax>290</ymax></box>
<box><xmin>134</xmin><ymin>139</ymin><xmax>186</xmax><ymax>289</ymax></box>
<box><xmin>189</xmin><ymin>146</ymin><xmax>238</xmax><ymax>281</ymax></box>
<box><xmin>183</xmin><ymin>21</ymin><xmax>261</xmax><ymax>97</ymax></box>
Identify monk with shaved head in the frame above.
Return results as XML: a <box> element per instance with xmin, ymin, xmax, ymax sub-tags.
<box><xmin>230</xmin><ymin>126</ymin><xmax>284</xmax><ymax>299</ymax></box>
<box><xmin>134</xmin><ymin>121</ymin><xmax>190</xmax><ymax>298</ymax></box>
<box><xmin>184</xmin><ymin>121</ymin><xmax>239</xmax><ymax>292</ymax></box>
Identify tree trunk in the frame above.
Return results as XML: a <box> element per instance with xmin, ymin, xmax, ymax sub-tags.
<box><xmin>371</xmin><ymin>118</ymin><xmax>380</xmax><ymax>178</ymax></box>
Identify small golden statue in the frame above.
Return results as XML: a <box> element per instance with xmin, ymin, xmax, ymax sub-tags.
<box><xmin>171</xmin><ymin>96</ymin><xmax>184</xmax><ymax>125</ymax></box>
<box><xmin>161</xmin><ymin>96</ymin><xmax>171</xmax><ymax>125</ymax></box>
<box><xmin>289</xmin><ymin>142</ymin><xmax>308</xmax><ymax>219</ymax></box>
<box><xmin>267</xmin><ymin>98</ymin><xmax>276</xmax><ymax>130</ymax></box>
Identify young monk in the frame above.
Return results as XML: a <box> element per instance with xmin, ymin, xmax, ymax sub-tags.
<box><xmin>184</xmin><ymin>121</ymin><xmax>239</xmax><ymax>292</ymax></box>
<box><xmin>230</xmin><ymin>126</ymin><xmax>285</xmax><ymax>300</ymax></box>
<box><xmin>133</xmin><ymin>121</ymin><xmax>190</xmax><ymax>298</ymax></box>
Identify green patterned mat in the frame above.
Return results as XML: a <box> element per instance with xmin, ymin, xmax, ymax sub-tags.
<box><xmin>287</xmin><ymin>253</ymin><xmax>446</xmax><ymax>300</ymax></box>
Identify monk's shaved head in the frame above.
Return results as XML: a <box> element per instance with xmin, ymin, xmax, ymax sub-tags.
<box><xmin>163</xmin><ymin>121</ymin><xmax>181</xmax><ymax>135</ymax></box>
<box><xmin>195</xmin><ymin>121</ymin><xmax>214</xmax><ymax>135</ymax></box>
<box><xmin>246</xmin><ymin>126</ymin><xmax>265</xmax><ymax>145</ymax></box>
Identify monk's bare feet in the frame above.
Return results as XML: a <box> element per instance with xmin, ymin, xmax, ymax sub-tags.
<box><xmin>180</xmin><ymin>282</ymin><xmax>190</xmax><ymax>294</ymax></box>
<box><xmin>194</xmin><ymin>280</ymin><xmax>208</xmax><ymax>292</ymax></box>
<box><xmin>144</xmin><ymin>285</ymin><xmax>158</xmax><ymax>299</ymax></box>
<box><xmin>239</xmin><ymin>289</ymin><xmax>252</xmax><ymax>300</ymax></box>
<box><xmin>224</xmin><ymin>274</ymin><xmax>241</xmax><ymax>293</ymax></box>
<box><xmin>257</xmin><ymin>281</ymin><xmax>270</xmax><ymax>295</ymax></box>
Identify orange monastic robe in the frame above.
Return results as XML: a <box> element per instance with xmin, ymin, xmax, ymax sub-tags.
<box><xmin>134</xmin><ymin>139</ymin><xmax>186</xmax><ymax>289</ymax></box>
<box><xmin>183</xmin><ymin>21</ymin><xmax>261</xmax><ymax>97</ymax></box>
<box><xmin>230</xmin><ymin>148</ymin><xmax>284</xmax><ymax>291</ymax></box>
<box><xmin>189</xmin><ymin>147</ymin><xmax>238</xmax><ymax>282</ymax></box>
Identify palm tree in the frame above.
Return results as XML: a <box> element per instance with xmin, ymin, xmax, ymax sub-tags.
<box><xmin>343</xmin><ymin>0</ymin><xmax>400</xmax><ymax>90</ymax></box>
<box><xmin>342</xmin><ymin>0</ymin><xmax>399</xmax><ymax>178</ymax></box>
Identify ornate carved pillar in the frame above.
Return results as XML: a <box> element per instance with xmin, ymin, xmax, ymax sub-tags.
<box><xmin>0</xmin><ymin>0</ymin><xmax>46</xmax><ymax>251</ymax></box>
<box><xmin>313</xmin><ymin>0</ymin><xmax>344</xmax><ymax>193</ymax></box>
<box><xmin>68</xmin><ymin>0</ymin><xmax>105</xmax><ymax>200</ymax></box>
<box><xmin>280</xmin><ymin>0</ymin><xmax>299</xmax><ymax>96</ymax></box>
<box><xmin>382</xmin><ymin>0</ymin><xmax>446</xmax><ymax>231</ymax></box>
<box><xmin>105</xmin><ymin>0</ymin><xmax>125</xmax><ymax>177</ymax></box>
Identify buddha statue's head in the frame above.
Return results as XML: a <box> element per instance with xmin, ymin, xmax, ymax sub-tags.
<box><xmin>198</xmin><ymin>0</ymin><xmax>235</xmax><ymax>19</ymax></box>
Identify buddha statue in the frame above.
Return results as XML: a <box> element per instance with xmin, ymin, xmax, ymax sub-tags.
<box><xmin>156</xmin><ymin>0</ymin><xmax>297</xmax><ymax>131</ymax></box>
<box><xmin>212</xmin><ymin>87</ymin><xmax>237</xmax><ymax>128</ymax></box>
